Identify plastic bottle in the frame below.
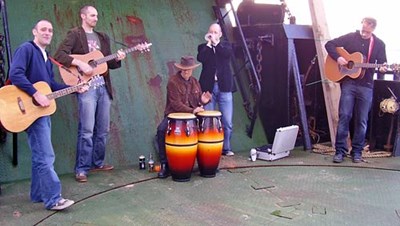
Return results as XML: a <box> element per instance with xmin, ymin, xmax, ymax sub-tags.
<box><xmin>148</xmin><ymin>153</ymin><xmax>154</xmax><ymax>172</ymax></box>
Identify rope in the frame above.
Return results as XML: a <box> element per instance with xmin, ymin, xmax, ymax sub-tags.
<box><xmin>312</xmin><ymin>144</ymin><xmax>392</xmax><ymax>158</ymax></box>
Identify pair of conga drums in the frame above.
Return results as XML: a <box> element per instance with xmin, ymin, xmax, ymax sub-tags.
<box><xmin>165</xmin><ymin>111</ymin><xmax>224</xmax><ymax>182</ymax></box>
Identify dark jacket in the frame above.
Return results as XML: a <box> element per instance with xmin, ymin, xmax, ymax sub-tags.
<box><xmin>164</xmin><ymin>72</ymin><xmax>204</xmax><ymax>116</ymax></box>
<box><xmin>197</xmin><ymin>41</ymin><xmax>234</xmax><ymax>92</ymax></box>
<box><xmin>325</xmin><ymin>30</ymin><xmax>386</xmax><ymax>88</ymax></box>
<box><xmin>10</xmin><ymin>41</ymin><xmax>68</xmax><ymax>95</ymax></box>
<box><xmin>54</xmin><ymin>27</ymin><xmax>121</xmax><ymax>99</ymax></box>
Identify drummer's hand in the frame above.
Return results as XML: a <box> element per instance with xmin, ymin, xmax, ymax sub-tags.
<box><xmin>193</xmin><ymin>106</ymin><xmax>205</xmax><ymax>114</ymax></box>
<box><xmin>201</xmin><ymin>91</ymin><xmax>212</xmax><ymax>104</ymax></box>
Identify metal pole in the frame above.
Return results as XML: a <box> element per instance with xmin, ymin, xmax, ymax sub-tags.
<box><xmin>0</xmin><ymin>0</ymin><xmax>17</xmax><ymax>165</ymax></box>
<box><xmin>289</xmin><ymin>40</ymin><xmax>312</xmax><ymax>150</ymax></box>
<box><xmin>212</xmin><ymin>5</ymin><xmax>251</xmax><ymax>121</ymax></box>
<box><xmin>227</xmin><ymin>0</ymin><xmax>261</xmax><ymax>138</ymax></box>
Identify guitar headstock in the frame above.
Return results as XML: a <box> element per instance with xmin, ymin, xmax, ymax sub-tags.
<box><xmin>87</xmin><ymin>75</ymin><xmax>105</xmax><ymax>89</ymax></box>
<box><xmin>136</xmin><ymin>42</ymin><xmax>152</xmax><ymax>53</ymax></box>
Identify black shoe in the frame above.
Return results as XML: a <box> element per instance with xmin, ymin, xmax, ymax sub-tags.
<box><xmin>333</xmin><ymin>153</ymin><xmax>344</xmax><ymax>163</ymax></box>
<box><xmin>352</xmin><ymin>154</ymin><xmax>362</xmax><ymax>163</ymax></box>
<box><xmin>158</xmin><ymin>163</ymin><xmax>170</xmax><ymax>178</ymax></box>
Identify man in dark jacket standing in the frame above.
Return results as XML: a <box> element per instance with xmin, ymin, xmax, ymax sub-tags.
<box><xmin>197</xmin><ymin>23</ymin><xmax>235</xmax><ymax>156</ymax></box>
<box><xmin>54</xmin><ymin>5</ymin><xmax>126</xmax><ymax>182</ymax></box>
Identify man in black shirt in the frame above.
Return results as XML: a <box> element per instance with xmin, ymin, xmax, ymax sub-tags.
<box><xmin>325</xmin><ymin>17</ymin><xmax>387</xmax><ymax>163</ymax></box>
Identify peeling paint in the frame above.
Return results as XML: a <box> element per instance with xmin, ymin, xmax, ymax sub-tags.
<box><xmin>127</xmin><ymin>15</ymin><xmax>143</xmax><ymax>25</ymax></box>
<box><xmin>148</xmin><ymin>74</ymin><xmax>162</xmax><ymax>88</ymax></box>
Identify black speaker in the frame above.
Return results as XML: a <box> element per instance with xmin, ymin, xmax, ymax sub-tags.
<box><xmin>237</xmin><ymin>2</ymin><xmax>284</xmax><ymax>26</ymax></box>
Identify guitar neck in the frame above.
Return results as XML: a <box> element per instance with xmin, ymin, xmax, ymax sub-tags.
<box><xmin>355</xmin><ymin>62</ymin><xmax>384</xmax><ymax>69</ymax></box>
<box><xmin>95</xmin><ymin>46</ymin><xmax>139</xmax><ymax>65</ymax></box>
<box><xmin>46</xmin><ymin>84</ymin><xmax>84</xmax><ymax>100</ymax></box>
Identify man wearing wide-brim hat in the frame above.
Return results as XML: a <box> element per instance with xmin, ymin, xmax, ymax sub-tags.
<box><xmin>156</xmin><ymin>56</ymin><xmax>212</xmax><ymax>178</ymax></box>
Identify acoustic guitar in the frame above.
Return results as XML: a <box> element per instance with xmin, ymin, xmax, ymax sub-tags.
<box><xmin>324</xmin><ymin>47</ymin><xmax>397</xmax><ymax>82</ymax></box>
<box><xmin>0</xmin><ymin>76</ymin><xmax>104</xmax><ymax>133</ymax></box>
<box><xmin>58</xmin><ymin>42</ymin><xmax>152</xmax><ymax>86</ymax></box>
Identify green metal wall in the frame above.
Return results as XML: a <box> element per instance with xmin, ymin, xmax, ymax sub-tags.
<box><xmin>0</xmin><ymin>0</ymin><xmax>267</xmax><ymax>183</ymax></box>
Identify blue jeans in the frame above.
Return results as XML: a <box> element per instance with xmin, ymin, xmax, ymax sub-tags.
<box><xmin>27</xmin><ymin>116</ymin><xmax>62</xmax><ymax>209</ymax></box>
<box><xmin>156</xmin><ymin>117</ymin><xmax>169</xmax><ymax>163</ymax></box>
<box><xmin>204</xmin><ymin>82</ymin><xmax>233</xmax><ymax>151</ymax></box>
<box><xmin>76</xmin><ymin>83</ymin><xmax>111</xmax><ymax>175</ymax></box>
<box><xmin>335</xmin><ymin>81</ymin><xmax>373</xmax><ymax>156</ymax></box>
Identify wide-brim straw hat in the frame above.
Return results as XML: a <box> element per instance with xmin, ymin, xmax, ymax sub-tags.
<box><xmin>174</xmin><ymin>56</ymin><xmax>201</xmax><ymax>70</ymax></box>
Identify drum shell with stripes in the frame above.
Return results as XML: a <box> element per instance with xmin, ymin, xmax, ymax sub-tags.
<box><xmin>196</xmin><ymin>111</ymin><xmax>224</xmax><ymax>178</ymax></box>
<box><xmin>165</xmin><ymin>113</ymin><xmax>198</xmax><ymax>182</ymax></box>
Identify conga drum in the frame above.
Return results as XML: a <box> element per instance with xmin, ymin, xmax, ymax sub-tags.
<box><xmin>196</xmin><ymin>110</ymin><xmax>224</xmax><ymax>178</ymax></box>
<box><xmin>165</xmin><ymin>113</ymin><xmax>198</xmax><ymax>182</ymax></box>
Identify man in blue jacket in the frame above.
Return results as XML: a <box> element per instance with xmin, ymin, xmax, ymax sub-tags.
<box><xmin>9</xmin><ymin>20</ymin><xmax>79</xmax><ymax>210</ymax></box>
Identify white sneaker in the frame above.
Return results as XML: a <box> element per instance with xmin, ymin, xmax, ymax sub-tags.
<box><xmin>222</xmin><ymin>150</ymin><xmax>235</xmax><ymax>156</ymax></box>
<box><xmin>50</xmin><ymin>198</ymin><xmax>75</xmax><ymax>211</ymax></box>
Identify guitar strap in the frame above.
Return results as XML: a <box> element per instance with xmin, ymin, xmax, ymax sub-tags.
<box><xmin>49</xmin><ymin>56</ymin><xmax>83</xmax><ymax>83</ymax></box>
<box><xmin>367</xmin><ymin>35</ymin><xmax>374</xmax><ymax>63</ymax></box>
<box><xmin>360</xmin><ymin>36</ymin><xmax>374</xmax><ymax>79</ymax></box>
<box><xmin>48</xmin><ymin>56</ymin><xmax>62</xmax><ymax>67</ymax></box>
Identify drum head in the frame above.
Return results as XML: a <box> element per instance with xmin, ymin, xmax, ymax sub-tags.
<box><xmin>197</xmin><ymin>110</ymin><xmax>222</xmax><ymax>117</ymax></box>
<box><xmin>168</xmin><ymin>112</ymin><xmax>196</xmax><ymax>119</ymax></box>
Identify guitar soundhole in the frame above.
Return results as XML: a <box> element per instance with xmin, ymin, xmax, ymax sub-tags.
<box><xmin>32</xmin><ymin>98</ymin><xmax>40</xmax><ymax>107</ymax></box>
<box><xmin>347</xmin><ymin>61</ymin><xmax>354</xmax><ymax>69</ymax></box>
<box><xmin>88</xmin><ymin>60</ymin><xmax>97</xmax><ymax>68</ymax></box>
